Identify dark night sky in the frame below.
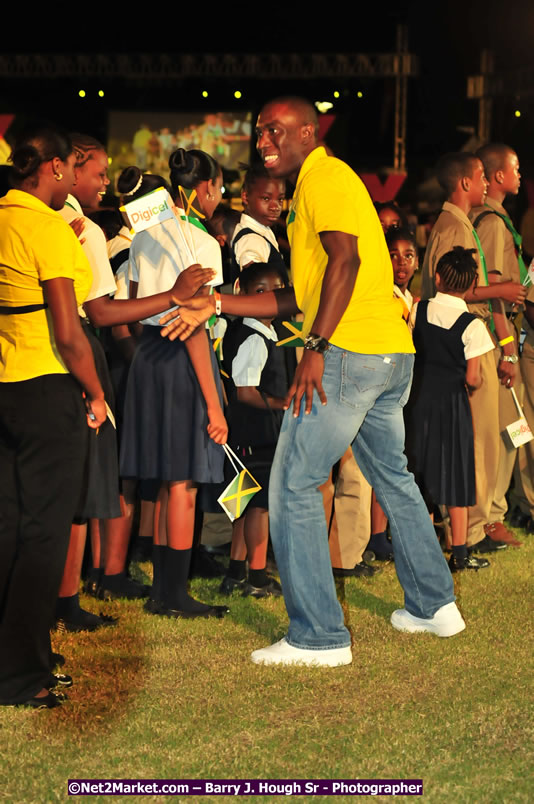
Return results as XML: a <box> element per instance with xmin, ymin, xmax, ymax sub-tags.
<box><xmin>7</xmin><ymin>1</ymin><xmax>531</xmax><ymax>61</ymax></box>
<box><xmin>3</xmin><ymin>0</ymin><xmax>534</xmax><ymax>185</ymax></box>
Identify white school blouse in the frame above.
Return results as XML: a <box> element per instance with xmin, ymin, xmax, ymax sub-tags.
<box><xmin>231</xmin><ymin>318</ymin><xmax>279</xmax><ymax>387</ymax></box>
<box><xmin>128</xmin><ymin>212</ymin><xmax>222</xmax><ymax>327</ymax></box>
<box><xmin>60</xmin><ymin>195</ymin><xmax>117</xmax><ymax>309</ymax></box>
<box><xmin>410</xmin><ymin>292</ymin><xmax>495</xmax><ymax>361</ymax></box>
<box><xmin>231</xmin><ymin>213</ymin><xmax>280</xmax><ymax>268</ymax></box>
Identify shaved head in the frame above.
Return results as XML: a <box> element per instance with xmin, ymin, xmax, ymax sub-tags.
<box><xmin>260</xmin><ymin>96</ymin><xmax>319</xmax><ymax>136</ymax></box>
<box><xmin>255</xmin><ymin>97</ymin><xmax>319</xmax><ymax>183</ymax></box>
<box><xmin>476</xmin><ymin>143</ymin><xmax>515</xmax><ymax>179</ymax></box>
<box><xmin>436</xmin><ymin>152</ymin><xmax>480</xmax><ymax>195</ymax></box>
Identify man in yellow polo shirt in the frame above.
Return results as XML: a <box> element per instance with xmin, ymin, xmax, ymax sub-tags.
<box><xmin>160</xmin><ymin>96</ymin><xmax>462</xmax><ymax>665</ymax></box>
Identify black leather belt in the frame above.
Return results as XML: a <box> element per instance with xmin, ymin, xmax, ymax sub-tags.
<box><xmin>0</xmin><ymin>303</ymin><xmax>48</xmax><ymax>314</ymax></box>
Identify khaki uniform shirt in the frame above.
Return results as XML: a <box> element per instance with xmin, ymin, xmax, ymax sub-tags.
<box><xmin>470</xmin><ymin>196</ymin><xmax>519</xmax><ymax>315</ymax></box>
<box><xmin>421</xmin><ymin>201</ymin><xmax>490</xmax><ymax>322</ymax></box>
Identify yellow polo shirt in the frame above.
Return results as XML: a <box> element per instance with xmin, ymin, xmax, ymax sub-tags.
<box><xmin>0</xmin><ymin>189</ymin><xmax>92</xmax><ymax>381</ymax></box>
<box><xmin>287</xmin><ymin>147</ymin><xmax>413</xmax><ymax>354</ymax></box>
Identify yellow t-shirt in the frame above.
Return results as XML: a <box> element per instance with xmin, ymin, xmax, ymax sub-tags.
<box><xmin>0</xmin><ymin>189</ymin><xmax>92</xmax><ymax>381</ymax></box>
<box><xmin>287</xmin><ymin>147</ymin><xmax>414</xmax><ymax>354</ymax></box>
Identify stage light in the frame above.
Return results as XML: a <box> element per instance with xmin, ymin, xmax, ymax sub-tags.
<box><xmin>315</xmin><ymin>101</ymin><xmax>334</xmax><ymax>113</ymax></box>
<box><xmin>98</xmin><ymin>90</ymin><xmax>104</xmax><ymax>98</ymax></box>
<box><xmin>78</xmin><ymin>90</ymin><xmax>86</xmax><ymax>98</ymax></box>
<box><xmin>357</xmin><ymin>91</ymin><xmax>363</xmax><ymax>98</ymax></box>
<box><xmin>234</xmin><ymin>90</ymin><xmax>242</xmax><ymax>99</ymax></box>
<box><xmin>515</xmin><ymin>110</ymin><xmax>521</xmax><ymax>118</ymax></box>
<box><xmin>202</xmin><ymin>91</ymin><xmax>209</xmax><ymax>98</ymax></box>
<box><xmin>333</xmin><ymin>91</ymin><xmax>340</xmax><ymax>99</ymax></box>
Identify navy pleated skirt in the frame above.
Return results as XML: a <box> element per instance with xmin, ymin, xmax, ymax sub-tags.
<box><xmin>405</xmin><ymin>378</ymin><xmax>476</xmax><ymax>508</ymax></box>
<box><xmin>120</xmin><ymin>326</ymin><xmax>225</xmax><ymax>485</ymax></box>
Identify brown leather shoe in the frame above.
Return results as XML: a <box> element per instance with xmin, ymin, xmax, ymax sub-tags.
<box><xmin>484</xmin><ymin>522</ymin><xmax>522</xmax><ymax>546</ymax></box>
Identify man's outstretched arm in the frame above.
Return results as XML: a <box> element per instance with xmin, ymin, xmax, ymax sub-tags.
<box><xmin>160</xmin><ymin>286</ymin><xmax>299</xmax><ymax>340</ymax></box>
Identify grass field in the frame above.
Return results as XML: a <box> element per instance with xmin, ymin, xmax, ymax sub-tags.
<box><xmin>1</xmin><ymin>527</ymin><xmax>532</xmax><ymax>804</ymax></box>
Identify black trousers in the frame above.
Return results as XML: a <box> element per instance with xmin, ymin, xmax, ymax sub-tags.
<box><xmin>0</xmin><ymin>374</ymin><xmax>87</xmax><ymax>704</ymax></box>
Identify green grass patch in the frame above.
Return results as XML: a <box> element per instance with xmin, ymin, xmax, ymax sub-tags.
<box><xmin>1</xmin><ymin>530</ymin><xmax>533</xmax><ymax>803</ymax></box>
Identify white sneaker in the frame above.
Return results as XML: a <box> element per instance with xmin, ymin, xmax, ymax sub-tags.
<box><xmin>390</xmin><ymin>601</ymin><xmax>466</xmax><ymax>637</ymax></box>
<box><xmin>250</xmin><ymin>637</ymin><xmax>352</xmax><ymax>667</ymax></box>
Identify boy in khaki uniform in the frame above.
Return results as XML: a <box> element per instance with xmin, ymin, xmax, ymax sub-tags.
<box><xmin>421</xmin><ymin>152</ymin><xmax>526</xmax><ymax>552</ymax></box>
<box><xmin>513</xmin><ymin>285</ymin><xmax>534</xmax><ymax>528</ymax></box>
<box><xmin>470</xmin><ymin>144</ymin><xmax>526</xmax><ymax>545</ymax></box>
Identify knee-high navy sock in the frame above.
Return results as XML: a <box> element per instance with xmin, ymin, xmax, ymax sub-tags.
<box><xmin>163</xmin><ymin>547</ymin><xmax>212</xmax><ymax>613</ymax></box>
<box><xmin>151</xmin><ymin>544</ymin><xmax>166</xmax><ymax>602</ymax></box>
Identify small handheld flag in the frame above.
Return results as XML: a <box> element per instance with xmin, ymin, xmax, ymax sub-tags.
<box><xmin>276</xmin><ymin>319</ymin><xmax>304</xmax><ymax>348</ymax></box>
<box><xmin>218</xmin><ymin>445</ymin><xmax>262</xmax><ymax>522</ymax></box>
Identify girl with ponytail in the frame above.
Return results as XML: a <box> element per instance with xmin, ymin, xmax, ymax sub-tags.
<box><xmin>120</xmin><ymin>149</ymin><xmax>229</xmax><ymax>619</ymax></box>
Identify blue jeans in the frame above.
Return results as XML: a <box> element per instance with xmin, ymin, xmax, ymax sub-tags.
<box><xmin>269</xmin><ymin>346</ymin><xmax>455</xmax><ymax>650</ymax></box>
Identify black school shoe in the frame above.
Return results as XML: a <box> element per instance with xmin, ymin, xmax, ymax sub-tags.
<box><xmin>242</xmin><ymin>578</ymin><xmax>283</xmax><ymax>598</ymax></box>
<box><xmin>54</xmin><ymin>609</ymin><xmax>118</xmax><ymax>633</ymax></box>
<box><xmin>143</xmin><ymin>597</ymin><xmax>164</xmax><ymax>615</ymax></box>
<box><xmin>509</xmin><ymin>507</ymin><xmax>531</xmax><ymax>529</ymax></box>
<box><xmin>97</xmin><ymin>574</ymin><xmax>150</xmax><ymax>601</ymax></box>
<box><xmin>219</xmin><ymin>575</ymin><xmax>247</xmax><ymax>595</ymax></box>
<box><xmin>449</xmin><ymin>554</ymin><xmax>490</xmax><ymax>572</ymax></box>
<box><xmin>333</xmin><ymin>561</ymin><xmax>382</xmax><ymax>578</ymax></box>
<box><xmin>46</xmin><ymin>673</ymin><xmax>73</xmax><ymax>689</ymax></box>
<box><xmin>367</xmin><ymin>532</ymin><xmax>394</xmax><ymax>561</ymax></box>
<box><xmin>470</xmin><ymin>535</ymin><xmax>507</xmax><ymax>554</ymax></box>
<box><xmin>160</xmin><ymin>604</ymin><xmax>229</xmax><ymax>619</ymax></box>
<box><xmin>189</xmin><ymin>546</ymin><xmax>226</xmax><ymax>578</ymax></box>
<box><xmin>14</xmin><ymin>691</ymin><xmax>66</xmax><ymax>710</ymax></box>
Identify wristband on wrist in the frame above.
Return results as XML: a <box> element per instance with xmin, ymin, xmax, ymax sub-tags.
<box><xmin>499</xmin><ymin>335</ymin><xmax>514</xmax><ymax>347</ymax></box>
<box><xmin>213</xmin><ymin>290</ymin><xmax>222</xmax><ymax>316</ymax></box>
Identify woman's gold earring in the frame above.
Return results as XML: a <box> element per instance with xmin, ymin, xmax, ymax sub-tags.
<box><xmin>54</xmin><ymin>172</ymin><xmax>63</xmax><ymax>181</ymax></box>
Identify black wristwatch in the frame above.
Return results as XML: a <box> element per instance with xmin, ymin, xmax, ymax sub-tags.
<box><xmin>304</xmin><ymin>332</ymin><xmax>330</xmax><ymax>353</ymax></box>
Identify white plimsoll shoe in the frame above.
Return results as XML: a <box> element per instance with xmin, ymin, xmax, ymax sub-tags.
<box><xmin>390</xmin><ymin>601</ymin><xmax>466</xmax><ymax>637</ymax></box>
<box><xmin>250</xmin><ymin>637</ymin><xmax>352</xmax><ymax>667</ymax></box>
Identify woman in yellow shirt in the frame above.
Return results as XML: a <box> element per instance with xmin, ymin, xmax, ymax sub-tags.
<box><xmin>0</xmin><ymin>123</ymin><xmax>106</xmax><ymax>709</ymax></box>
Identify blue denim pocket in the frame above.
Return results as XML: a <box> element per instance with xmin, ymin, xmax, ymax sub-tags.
<box><xmin>340</xmin><ymin>352</ymin><xmax>396</xmax><ymax>408</ymax></box>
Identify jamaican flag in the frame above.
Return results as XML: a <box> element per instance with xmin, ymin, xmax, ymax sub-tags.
<box><xmin>276</xmin><ymin>319</ymin><xmax>304</xmax><ymax>348</ymax></box>
<box><xmin>218</xmin><ymin>445</ymin><xmax>262</xmax><ymax>522</ymax></box>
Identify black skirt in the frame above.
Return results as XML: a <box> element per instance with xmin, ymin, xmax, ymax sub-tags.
<box><xmin>405</xmin><ymin>379</ymin><xmax>476</xmax><ymax>508</ymax></box>
<box><xmin>75</xmin><ymin>322</ymin><xmax>121</xmax><ymax>520</ymax></box>
<box><xmin>120</xmin><ymin>327</ymin><xmax>225</xmax><ymax>484</ymax></box>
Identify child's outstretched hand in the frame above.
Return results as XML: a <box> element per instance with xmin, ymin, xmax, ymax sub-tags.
<box><xmin>69</xmin><ymin>217</ymin><xmax>86</xmax><ymax>245</ymax></box>
<box><xmin>207</xmin><ymin>406</ymin><xmax>228</xmax><ymax>445</ymax></box>
<box><xmin>159</xmin><ymin>294</ymin><xmax>216</xmax><ymax>340</ymax></box>
<box><xmin>172</xmin><ymin>264</ymin><xmax>215</xmax><ymax>300</ymax></box>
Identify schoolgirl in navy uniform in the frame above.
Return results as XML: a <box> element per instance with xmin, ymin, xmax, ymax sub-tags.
<box><xmin>405</xmin><ymin>247</ymin><xmax>495</xmax><ymax>571</ymax></box>
<box><xmin>120</xmin><ymin>150</ymin><xmax>229</xmax><ymax>618</ymax></box>
<box><xmin>55</xmin><ymin>137</ymin><xmax>208</xmax><ymax>631</ymax></box>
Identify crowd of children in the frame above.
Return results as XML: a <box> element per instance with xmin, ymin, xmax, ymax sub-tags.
<box><xmin>1</xmin><ymin>123</ymin><xmax>533</xmax><ymax>707</ymax></box>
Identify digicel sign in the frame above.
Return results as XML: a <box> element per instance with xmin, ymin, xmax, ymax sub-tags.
<box><xmin>122</xmin><ymin>188</ymin><xmax>175</xmax><ymax>233</ymax></box>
